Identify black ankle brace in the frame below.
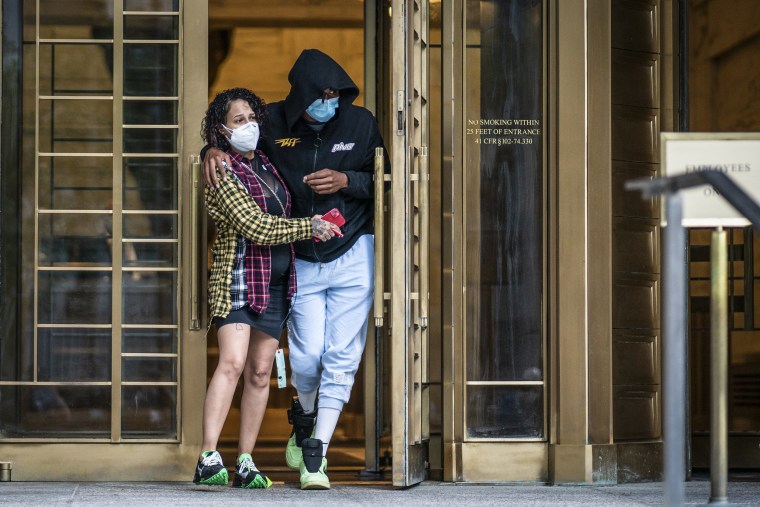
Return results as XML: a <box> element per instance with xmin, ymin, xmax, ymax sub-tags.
<box><xmin>301</xmin><ymin>438</ymin><xmax>324</xmax><ymax>473</ymax></box>
<box><xmin>288</xmin><ymin>397</ymin><xmax>317</xmax><ymax>447</ymax></box>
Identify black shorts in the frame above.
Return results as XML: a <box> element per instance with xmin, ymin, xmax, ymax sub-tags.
<box><xmin>214</xmin><ymin>280</ymin><xmax>289</xmax><ymax>339</ymax></box>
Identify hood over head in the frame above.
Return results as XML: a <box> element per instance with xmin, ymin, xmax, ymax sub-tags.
<box><xmin>283</xmin><ymin>49</ymin><xmax>360</xmax><ymax>130</ymax></box>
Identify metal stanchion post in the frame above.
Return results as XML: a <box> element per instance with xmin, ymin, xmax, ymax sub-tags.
<box><xmin>626</xmin><ymin>167</ymin><xmax>760</xmax><ymax>506</ymax></box>
<box><xmin>710</xmin><ymin>227</ymin><xmax>729</xmax><ymax>504</ymax></box>
<box><xmin>663</xmin><ymin>192</ymin><xmax>686</xmax><ymax>507</ymax></box>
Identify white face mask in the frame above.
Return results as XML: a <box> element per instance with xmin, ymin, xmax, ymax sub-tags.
<box><xmin>223</xmin><ymin>121</ymin><xmax>260</xmax><ymax>153</ymax></box>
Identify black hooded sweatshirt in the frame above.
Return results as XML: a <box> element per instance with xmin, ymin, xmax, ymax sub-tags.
<box><xmin>260</xmin><ymin>49</ymin><xmax>389</xmax><ymax>264</ymax></box>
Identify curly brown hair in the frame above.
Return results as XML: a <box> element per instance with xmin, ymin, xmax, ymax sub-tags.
<box><xmin>200</xmin><ymin>88</ymin><xmax>269</xmax><ymax>152</ymax></box>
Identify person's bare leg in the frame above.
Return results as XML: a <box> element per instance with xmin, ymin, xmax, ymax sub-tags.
<box><xmin>201</xmin><ymin>323</ymin><xmax>250</xmax><ymax>454</ymax></box>
<box><xmin>237</xmin><ymin>329</ymin><xmax>279</xmax><ymax>456</ymax></box>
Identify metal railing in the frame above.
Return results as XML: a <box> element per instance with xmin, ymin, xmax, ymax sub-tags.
<box><xmin>627</xmin><ymin>169</ymin><xmax>760</xmax><ymax>506</ymax></box>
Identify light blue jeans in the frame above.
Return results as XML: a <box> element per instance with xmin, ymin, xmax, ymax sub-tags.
<box><xmin>288</xmin><ymin>234</ymin><xmax>374</xmax><ymax>412</ymax></box>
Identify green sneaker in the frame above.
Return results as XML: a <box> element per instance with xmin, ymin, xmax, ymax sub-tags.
<box><xmin>192</xmin><ymin>450</ymin><xmax>229</xmax><ymax>485</ymax></box>
<box><xmin>299</xmin><ymin>438</ymin><xmax>330</xmax><ymax>490</ymax></box>
<box><xmin>285</xmin><ymin>433</ymin><xmax>302</xmax><ymax>470</ymax></box>
<box><xmin>232</xmin><ymin>453</ymin><xmax>272</xmax><ymax>489</ymax></box>
<box><xmin>286</xmin><ymin>397</ymin><xmax>317</xmax><ymax>470</ymax></box>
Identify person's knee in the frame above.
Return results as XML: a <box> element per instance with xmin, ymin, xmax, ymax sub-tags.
<box><xmin>217</xmin><ymin>356</ymin><xmax>246</xmax><ymax>381</ymax></box>
<box><xmin>244</xmin><ymin>364</ymin><xmax>271</xmax><ymax>389</ymax></box>
<box><xmin>291</xmin><ymin>373</ymin><xmax>321</xmax><ymax>394</ymax></box>
<box><xmin>288</xmin><ymin>346</ymin><xmax>322</xmax><ymax>376</ymax></box>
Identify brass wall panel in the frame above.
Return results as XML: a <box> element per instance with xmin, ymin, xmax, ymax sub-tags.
<box><xmin>612</xmin><ymin>330</ymin><xmax>659</xmax><ymax>385</ymax></box>
<box><xmin>612</xmin><ymin>275</ymin><xmax>659</xmax><ymax>329</ymax></box>
<box><xmin>611</xmin><ymin>0</ymin><xmax>659</xmax><ymax>53</ymax></box>
<box><xmin>607</xmin><ymin>19</ymin><xmax>662</xmax><ymax>463</ymax></box>
<box><xmin>612</xmin><ymin>161</ymin><xmax>658</xmax><ymax>219</ymax></box>
<box><xmin>608</xmin><ymin>0</ymin><xmax>669</xmax><ymax>481</ymax></box>
<box><xmin>461</xmin><ymin>442</ymin><xmax>547</xmax><ymax>482</ymax></box>
<box><xmin>612</xmin><ymin>218</ymin><xmax>659</xmax><ymax>274</ymax></box>
<box><xmin>613</xmin><ymin>386</ymin><xmax>660</xmax><ymax>440</ymax></box>
<box><xmin>611</xmin><ymin>49</ymin><xmax>659</xmax><ymax>109</ymax></box>
<box><xmin>611</xmin><ymin>105</ymin><xmax>660</xmax><ymax>163</ymax></box>
<box><xmin>2</xmin><ymin>442</ymin><xmax>201</xmax><ymax>481</ymax></box>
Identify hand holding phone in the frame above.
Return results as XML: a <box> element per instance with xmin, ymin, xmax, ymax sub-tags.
<box><xmin>314</xmin><ymin>208</ymin><xmax>345</xmax><ymax>242</ymax></box>
<box><xmin>321</xmin><ymin>208</ymin><xmax>346</xmax><ymax>228</ymax></box>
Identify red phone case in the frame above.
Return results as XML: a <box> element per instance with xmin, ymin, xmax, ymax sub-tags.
<box><xmin>314</xmin><ymin>208</ymin><xmax>345</xmax><ymax>241</ymax></box>
<box><xmin>322</xmin><ymin>208</ymin><xmax>346</xmax><ymax>227</ymax></box>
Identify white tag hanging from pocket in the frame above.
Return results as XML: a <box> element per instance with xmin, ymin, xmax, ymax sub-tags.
<box><xmin>275</xmin><ymin>348</ymin><xmax>287</xmax><ymax>389</ymax></box>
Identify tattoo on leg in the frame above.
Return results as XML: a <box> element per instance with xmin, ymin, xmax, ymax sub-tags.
<box><xmin>235</xmin><ymin>323</ymin><xmax>244</xmax><ymax>331</ymax></box>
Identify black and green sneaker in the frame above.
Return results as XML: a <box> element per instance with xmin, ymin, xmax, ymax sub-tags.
<box><xmin>232</xmin><ymin>453</ymin><xmax>272</xmax><ymax>489</ymax></box>
<box><xmin>299</xmin><ymin>438</ymin><xmax>330</xmax><ymax>490</ymax></box>
<box><xmin>192</xmin><ymin>450</ymin><xmax>229</xmax><ymax>485</ymax></box>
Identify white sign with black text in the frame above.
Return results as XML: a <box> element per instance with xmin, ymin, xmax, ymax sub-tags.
<box><xmin>662</xmin><ymin>133</ymin><xmax>760</xmax><ymax>227</ymax></box>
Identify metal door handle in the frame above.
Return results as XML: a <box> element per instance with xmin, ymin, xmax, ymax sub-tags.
<box><xmin>374</xmin><ymin>147</ymin><xmax>385</xmax><ymax>327</ymax></box>
<box><xmin>418</xmin><ymin>146</ymin><xmax>429</xmax><ymax>330</ymax></box>
<box><xmin>190</xmin><ymin>154</ymin><xmax>201</xmax><ymax>330</ymax></box>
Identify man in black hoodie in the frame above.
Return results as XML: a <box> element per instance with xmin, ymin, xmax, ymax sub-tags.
<box><xmin>203</xmin><ymin>49</ymin><xmax>388</xmax><ymax>490</ymax></box>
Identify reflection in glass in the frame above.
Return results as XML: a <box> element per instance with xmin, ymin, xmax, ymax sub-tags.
<box><xmin>123</xmin><ymin>328</ymin><xmax>176</xmax><ymax>354</ymax></box>
<box><xmin>39</xmin><ymin>0</ymin><xmax>114</xmax><ymax>39</ymax></box>
<box><xmin>124</xmin><ymin>0</ymin><xmax>179</xmax><ymax>12</ymax></box>
<box><xmin>124</xmin><ymin>213</ymin><xmax>177</xmax><ymax>239</ymax></box>
<box><xmin>123</xmin><ymin>127</ymin><xmax>178</xmax><ymax>153</ymax></box>
<box><xmin>0</xmin><ymin>386</ymin><xmax>111</xmax><ymax>438</ymax></box>
<box><xmin>466</xmin><ymin>386</ymin><xmax>543</xmax><ymax>438</ymax></box>
<box><xmin>122</xmin><ymin>386</ymin><xmax>176</xmax><ymax>439</ymax></box>
<box><xmin>0</xmin><ymin>313</ymin><xmax>33</xmax><ymax>382</ymax></box>
<box><xmin>123</xmin><ymin>357</ymin><xmax>176</xmax><ymax>382</ymax></box>
<box><xmin>123</xmin><ymin>242</ymin><xmax>177</xmax><ymax>268</ymax></box>
<box><xmin>38</xmin><ymin>213</ymin><xmax>112</xmax><ymax>266</ymax></box>
<box><xmin>39</xmin><ymin>43</ymin><xmax>113</xmax><ymax>96</ymax></box>
<box><xmin>123</xmin><ymin>272</ymin><xmax>177</xmax><ymax>325</ymax></box>
<box><xmin>124</xmin><ymin>15</ymin><xmax>178</xmax><ymax>40</ymax></box>
<box><xmin>464</xmin><ymin>0</ymin><xmax>543</xmax><ymax>382</ymax></box>
<box><xmin>124</xmin><ymin>44</ymin><xmax>178</xmax><ymax>96</ymax></box>
<box><xmin>124</xmin><ymin>158</ymin><xmax>177</xmax><ymax>210</ymax></box>
<box><xmin>39</xmin><ymin>99</ymin><xmax>113</xmax><ymax>153</ymax></box>
<box><xmin>38</xmin><ymin>272</ymin><xmax>112</xmax><ymax>324</ymax></box>
<box><xmin>124</xmin><ymin>100</ymin><xmax>177</xmax><ymax>124</ymax></box>
<box><xmin>38</xmin><ymin>156</ymin><xmax>113</xmax><ymax>210</ymax></box>
<box><xmin>38</xmin><ymin>328</ymin><xmax>111</xmax><ymax>381</ymax></box>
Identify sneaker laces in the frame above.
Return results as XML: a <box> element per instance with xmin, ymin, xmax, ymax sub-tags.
<box><xmin>238</xmin><ymin>455</ymin><xmax>259</xmax><ymax>476</ymax></box>
<box><xmin>201</xmin><ymin>451</ymin><xmax>223</xmax><ymax>467</ymax></box>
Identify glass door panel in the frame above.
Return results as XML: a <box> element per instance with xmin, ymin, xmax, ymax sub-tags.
<box><xmin>463</xmin><ymin>0</ymin><xmax>545</xmax><ymax>442</ymax></box>
<box><xmin>1</xmin><ymin>0</ymin><xmax>193</xmax><ymax>461</ymax></box>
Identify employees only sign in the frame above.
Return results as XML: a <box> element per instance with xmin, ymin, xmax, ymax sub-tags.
<box><xmin>662</xmin><ymin>133</ymin><xmax>760</xmax><ymax>227</ymax></box>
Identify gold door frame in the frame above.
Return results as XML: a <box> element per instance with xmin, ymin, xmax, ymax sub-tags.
<box><xmin>378</xmin><ymin>0</ymin><xmax>430</xmax><ymax>487</ymax></box>
<box><xmin>0</xmin><ymin>0</ymin><xmax>208</xmax><ymax>480</ymax></box>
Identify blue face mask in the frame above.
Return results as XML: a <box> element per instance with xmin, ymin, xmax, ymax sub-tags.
<box><xmin>305</xmin><ymin>97</ymin><xmax>339</xmax><ymax>123</ymax></box>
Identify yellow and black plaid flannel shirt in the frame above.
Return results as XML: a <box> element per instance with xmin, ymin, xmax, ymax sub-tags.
<box><xmin>205</xmin><ymin>171</ymin><xmax>312</xmax><ymax>320</ymax></box>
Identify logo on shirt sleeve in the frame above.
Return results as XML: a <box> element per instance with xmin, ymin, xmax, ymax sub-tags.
<box><xmin>275</xmin><ymin>137</ymin><xmax>302</xmax><ymax>148</ymax></box>
<box><xmin>331</xmin><ymin>142</ymin><xmax>355</xmax><ymax>153</ymax></box>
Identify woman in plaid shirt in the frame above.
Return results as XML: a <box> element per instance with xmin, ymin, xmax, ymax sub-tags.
<box><xmin>193</xmin><ymin>88</ymin><xmax>340</xmax><ymax>488</ymax></box>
